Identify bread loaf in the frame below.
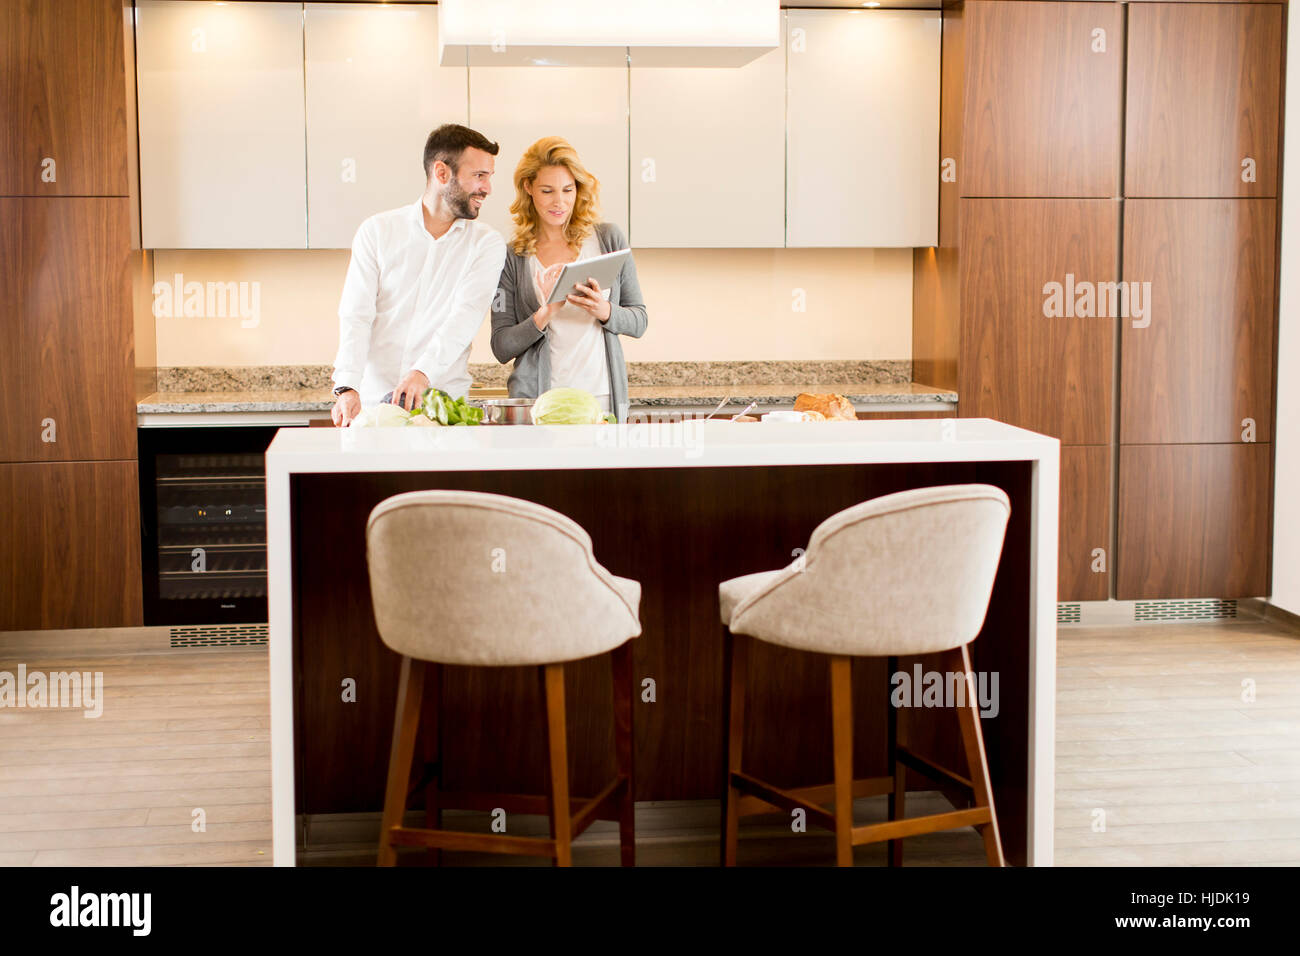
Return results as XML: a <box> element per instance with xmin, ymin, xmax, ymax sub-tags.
<box><xmin>794</xmin><ymin>392</ymin><xmax>856</xmax><ymax>421</ymax></box>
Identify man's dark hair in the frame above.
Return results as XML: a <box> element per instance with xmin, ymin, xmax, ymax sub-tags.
<box><xmin>423</xmin><ymin>124</ymin><xmax>499</xmax><ymax>179</ymax></box>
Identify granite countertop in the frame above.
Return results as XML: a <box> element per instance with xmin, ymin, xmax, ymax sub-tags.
<box><xmin>627</xmin><ymin>382</ymin><xmax>957</xmax><ymax>407</ymax></box>
<box><xmin>138</xmin><ymin>382</ymin><xmax>957</xmax><ymax>414</ymax></box>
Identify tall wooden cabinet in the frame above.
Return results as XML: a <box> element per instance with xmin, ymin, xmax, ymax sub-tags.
<box><xmin>1120</xmin><ymin>199</ymin><xmax>1276</xmax><ymax>446</ymax></box>
<box><xmin>0</xmin><ymin>0</ymin><xmax>128</xmax><ymax>195</ymax></box>
<box><xmin>937</xmin><ymin>1</ymin><xmax>1123</xmax><ymax>601</ymax></box>
<box><xmin>922</xmin><ymin>0</ymin><xmax>1282</xmax><ymax>602</ymax></box>
<box><xmin>959</xmin><ymin>1</ymin><xmax>1122</xmax><ymax>199</ymax></box>
<box><xmin>1116</xmin><ymin>2</ymin><xmax>1282</xmax><ymax>600</ymax></box>
<box><xmin>0</xmin><ymin>0</ymin><xmax>141</xmax><ymax>629</ymax></box>
<box><xmin>958</xmin><ymin>199</ymin><xmax>1117</xmax><ymax>445</ymax></box>
<box><xmin>1125</xmin><ymin>3</ymin><xmax>1282</xmax><ymax>199</ymax></box>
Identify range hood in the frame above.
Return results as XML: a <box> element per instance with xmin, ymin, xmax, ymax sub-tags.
<box><xmin>437</xmin><ymin>0</ymin><xmax>781</xmax><ymax>68</ymax></box>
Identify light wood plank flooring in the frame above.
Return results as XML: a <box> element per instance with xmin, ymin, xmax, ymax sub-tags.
<box><xmin>1</xmin><ymin>618</ymin><xmax>1297</xmax><ymax>866</ymax></box>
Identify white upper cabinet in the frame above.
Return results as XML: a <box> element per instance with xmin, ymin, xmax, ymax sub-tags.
<box><xmin>786</xmin><ymin>10</ymin><xmax>940</xmax><ymax>248</ymax></box>
<box><xmin>466</xmin><ymin>50</ymin><xmax>630</xmax><ymax>244</ymax></box>
<box><xmin>304</xmin><ymin>3</ymin><xmax>468</xmax><ymax>249</ymax></box>
<box><xmin>136</xmin><ymin>0</ymin><xmax>306</xmax><ymax>249</ymax></box>
<box><xmin>629</xmin><ymin>20</ymin><xmax>786</xmax><ymax>248</ymax></box>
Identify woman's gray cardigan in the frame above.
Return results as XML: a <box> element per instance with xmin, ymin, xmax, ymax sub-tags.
<box><xmin>490</xmin><ymin>222</ymin><xmax>648</xmax><ymax>422</ymax></box>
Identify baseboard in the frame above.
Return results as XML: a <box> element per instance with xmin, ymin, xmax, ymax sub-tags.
<box><xmin>1239</xmin><ymin>598</ymin><xmax>1300</xmax><ymax>636</ymax></box>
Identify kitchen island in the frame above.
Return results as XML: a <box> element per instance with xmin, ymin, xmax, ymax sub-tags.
<box><xmin>266</xmin><ymin>419</ymin><xmax>1058</xmax><ymax>865</ymax></box>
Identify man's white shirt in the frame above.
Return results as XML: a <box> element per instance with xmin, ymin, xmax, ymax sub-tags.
<box><xmin>333</xmin><ymin>198</ymin><xmax>507</xmax><ymax>404</ymax></box>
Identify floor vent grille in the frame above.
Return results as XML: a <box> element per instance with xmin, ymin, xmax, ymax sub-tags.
<box><xmin>169</xmin><ymin>624</ymin><xmax>269</xmax><ymax>648</ymax></box>
<box><xmin>1057</xmin><ymin>603</ymin><xmax>1082</xmax><ymax>624</ymax></box>
<box><xmin>1134</xmin><ymin>599</ymin><xmax>1238</xmax><ymax>623</ymax></box>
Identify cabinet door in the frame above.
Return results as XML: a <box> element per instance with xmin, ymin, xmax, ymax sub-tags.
<box><xmin>786</xmin><ymin>10</ymin><xmax>939</xmax><ymax>248</ymax></box>
<box><xmin>466</xmin><ymin>51</ymin><xmax>629</xmax><ymax>242</ymax></box>
<box><xmin>0</xmin><ymin>0</ymin><xmax>128</xmax><ymax>196</ymax></box>
<box><xmin>0</xmin><ymin>461</ymin><xmax>143</xmax><ymax>629</ymax></box>
<box><xmin>1125</xmin><ymin>3</ymin><xmax>1282</xmax><ymax>198</ymax></box>
<box><xmin>1121</xmin><ymin>199</ymin><xmax>1275</xmax><ymax>444</ymax></box>
<box><xmin>304</xmin><ymin>3</ymin><xmax>468</xmax><ymax>250</ymax></box>
<box><xmin>136</xmin><ymin>0</ymin><xmax>306</xmax><ymax>248</ymax></box>
<box><xmin>961</xmin><ymin>1</ymin><xmax>1121</xmax><ymax>199</ymax></box>
<box><xmin>1059</xmin><ymin>445</ymin><xmax>1111</xmax><ymax>602</ymax></box>
<box><xmin>958</xmin><ymin>199</ymin><xmax>1118</xmax><ymax>444</ymax></box>
<box><xmin>1117</xmin><ymin>443</ymin><xmax>1271</xmax><ymax>599</ymax></box>
<box><xmin>0</xmin><ymin>198</ymin><xmax>135</xmax><ymax>462</ymax></box>
<box><xmin>629</xmin><ymin>26</ymin><xmax>784</xmax><ymax>247</ymax></box>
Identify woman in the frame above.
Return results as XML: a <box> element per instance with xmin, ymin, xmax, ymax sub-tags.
<box><xmin>490</xmin><ymin>137</ymin><xmax>648</xmax><ymax>421</ymax></box>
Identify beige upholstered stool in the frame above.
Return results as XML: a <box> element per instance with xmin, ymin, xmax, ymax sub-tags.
<box><xmin>366</xmin><ymin>490</ymin><xmax>641</xmax><ymax>867</ymax></box>
<box><xmin>718</xmin><ymin>484</ymin><xmax>1011</xmax><ymax>867</ymax></box>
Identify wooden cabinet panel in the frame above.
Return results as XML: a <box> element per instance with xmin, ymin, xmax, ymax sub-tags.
<box><xmin>1125</xmin><ymin>3</ymin><xmax>1282</xmax><ymax>198</ymax></box>
<box><xmin>0</xmin><ymin>0</ymin><xmax>128</xmax><ymax>196</ymax></box>
<box><xmin>136</xmin><ymin>0</ymin><xmax>307</xmax><ymax>248</ymax></box>
<box><xmin>1121</xmin><ymin>199</ymin><xmax>1276</xmax><ymax>444</ymax></box>
<box><xmin>960</xmin><ymin>1</ymin><xmax>1122</xmax><ymax>198</ymax></box>
<box><xmin>854</xmin><ymin>411</ymin><xmax>955</xmax><ymax>420</ymax></box>
<box><xmin>304</xmin><ymin>3</ymin><xmax>468</xmax><ymax>250</ymax></box>
<box><xmin>1060</xmin><ymin>444</ymin><xmax>1110</xmax><ymax>601</ymax></box>
<box><xmin>0</xmin><ymin>198</ymin><xmax>135</xmax><ymax>462</ymax></box>
<box><xmin>913</xmin><ymin>245</ymin><xmax>960</xmax><ymax>391</ymax></box>
<box><xmin>958</xmin><ymin>199</ymin><xmax>1118</xmax><ymax>444</ymax></box>
<box><xmin>0</xmin><ymin>461</ymin><xmax>143</xmax><ymax>629</ymax></box>
<box><xmin>629</xmin><ymin>23</ymin><xmax>785</xmax><ymax>247</ymax></box>
<box><xmin>467</xmin><ymin>50</ymin><xmax>629</xmax><ymax>243</ymax></box>
<box><xmin>938</xmin><ymin>5</ymin><xmax>963</xmax><ymax>248</ymax></box>
<box><xmin>786</xmin><ymin>10</ymin><xmax>940</xmax><ymax>247</ymax></box>
<box><xmin>1117</xmin><ymin>443</ymin><xmax>1271</xmax><ymax>599</ymax></box>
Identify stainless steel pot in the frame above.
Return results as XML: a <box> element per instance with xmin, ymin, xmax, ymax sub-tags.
<box><xmin>476</xmin><ymin>397</ymin><xmax>535</xmax><ymax>425</ymax></box>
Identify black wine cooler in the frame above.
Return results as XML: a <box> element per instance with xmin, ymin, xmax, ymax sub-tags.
<box><xmin>138</xmin><ymin>425</ymin><xmax>294</xmax><ymax>625</ymax></box>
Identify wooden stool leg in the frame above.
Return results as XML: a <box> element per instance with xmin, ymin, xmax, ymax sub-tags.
<box><xmin>541</xmin><ymin>663</ymin><xmax>573</xmax><ymax>867</ymax></box>
<box><xmin>420</xmin><ymin>663</ymin><xmax>442</xmax><ymax>866</ymax></box>
<box><xmin>611</xmin><ymin>641</ymin><xmax>635</xmax><ymax>866</ymax></box>
<box><xmin>378</xmin><ymin>656</ymin><xmax>426</xmax><ymax>867</ymax></box>
<box><xmin>721</xmin><ymin>627</ymin><xmax>748</xmax><ymax>866</ymax></box>
<box><xmin>830</xmin><ymin>655</ymin><xmax>854</xmax><ymax>867</ymax></box>
<box><xmin>950</xmin><ymin>645</ymin><xmax>1005</xmax><ymax>867</ymax></box>
<box><xmin>886</xmin><ymin>655</ymin><xmax>904</xmax><ymax>867</ymax></box>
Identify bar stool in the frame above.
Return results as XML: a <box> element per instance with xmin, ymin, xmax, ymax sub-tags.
<box><xmin>366</xmin><ymin>490</ymin><xmax>641</xmax><ymax>867</ymax></box>
<box><xmin>718</xmin><ymin>484</ymin><xmax>1011</xmax><ymax>867</ymax></box>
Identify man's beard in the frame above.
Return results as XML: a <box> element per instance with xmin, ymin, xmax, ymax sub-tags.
<box><xmin>445</xmin><ymin>175</ymin><xmax>485</xmax><ymax>220</ymax></box>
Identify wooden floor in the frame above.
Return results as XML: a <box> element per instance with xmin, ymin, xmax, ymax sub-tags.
<box><xmin>1</xmin><ymin>617</ymin><xmax>1297</xmax><ymax>866</ymax></box>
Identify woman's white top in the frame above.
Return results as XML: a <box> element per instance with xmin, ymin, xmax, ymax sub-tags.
<box><xmin>530</xmin><ymin>234</ymin><xmax>611</xmax><ymax>410</ymax></box>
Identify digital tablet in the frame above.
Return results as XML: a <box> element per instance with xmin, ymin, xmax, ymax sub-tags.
<box><xmin>543</xmin><ymin>248</ymin><xmax>631</xmax><ymax>305</ymax></box>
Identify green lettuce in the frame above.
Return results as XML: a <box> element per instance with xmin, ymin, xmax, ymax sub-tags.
<box><xmin>531</xmin><ymin>388</ymin><xmax>606</xmax><ymax>425</ymax></box>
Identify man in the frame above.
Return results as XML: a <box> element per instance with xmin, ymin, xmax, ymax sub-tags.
<box><xmin>331</xmin><ymin>124</ymin><xmax>507</xmax><ymax>426</ymax></box>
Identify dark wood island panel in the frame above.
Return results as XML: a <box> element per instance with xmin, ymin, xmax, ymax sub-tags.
<box><xmin>291</xmin><ymin>459</ymin><xmax>1034</xmax><ymax>865</ymax></box>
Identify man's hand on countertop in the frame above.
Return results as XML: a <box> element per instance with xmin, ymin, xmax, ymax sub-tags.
<box><xmin>331</xmin><ymin>389</ymin><xmax>361</xmax><ymax>427</ymax></box>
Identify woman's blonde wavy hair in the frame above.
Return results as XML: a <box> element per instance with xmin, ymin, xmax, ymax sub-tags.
<box><xmin>509</xmin><ymin>136</ymin><xmax>601</xmax><ymax>258</ymax></box>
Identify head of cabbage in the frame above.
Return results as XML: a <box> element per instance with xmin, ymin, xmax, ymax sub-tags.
<box><xmin>350</xmin><ymin>403</ymin><xmax>438</xmax><ymax>428</ymax></box>
<box><xmin>531</xmin><ymin>388</ymin><xmax>614</xmax><ymax>425</ymax></box>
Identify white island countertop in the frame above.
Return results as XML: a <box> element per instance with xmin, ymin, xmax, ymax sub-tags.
<box><xmin>264</xmin><ymin>417</ymin><xmax>1057</xmax><ymax>474</ymax></box>
<box><xmin>264</xmin><ymin>417</ymin><xmax>1059</xmax><ymax>866</ymax></box>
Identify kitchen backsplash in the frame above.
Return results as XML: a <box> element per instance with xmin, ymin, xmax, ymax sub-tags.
<box><xmin>154</xmin><ymin>360</ymin><xmax>913</xmax><ymax>392</ymax></box>
<box><xmin>147</xmin><ymin>247</ymin><xmax>915</xmax><ymax>368</ymax></box>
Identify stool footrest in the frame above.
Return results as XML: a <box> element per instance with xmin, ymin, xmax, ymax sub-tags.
<box><xmin>850</xmin><ymin>806</ymin><xmax>991</xmax><ymax>846</ymax></box>
<box><xmin>897</xmin><ymin>747</ymin><xmax>973</xmax><ymax>793</ymax></box>
<box><xmin>386</xmin><ymin>826</ymin><xmax>557</xmax><ymax>857</ymax></box>
<box><xmin>730</xmin><ymin>772</ymin><xmax>837</xmax><ymax>832</ymax></box>
<box><xmin>734</xmin><ymin>775</ymin><xmax>894</xmax><ymax>819</ymax></box>
<box><xmin>570</xmin><ymin>775</ymin><xmax>629</xmax><ymax>839</ymax></box>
